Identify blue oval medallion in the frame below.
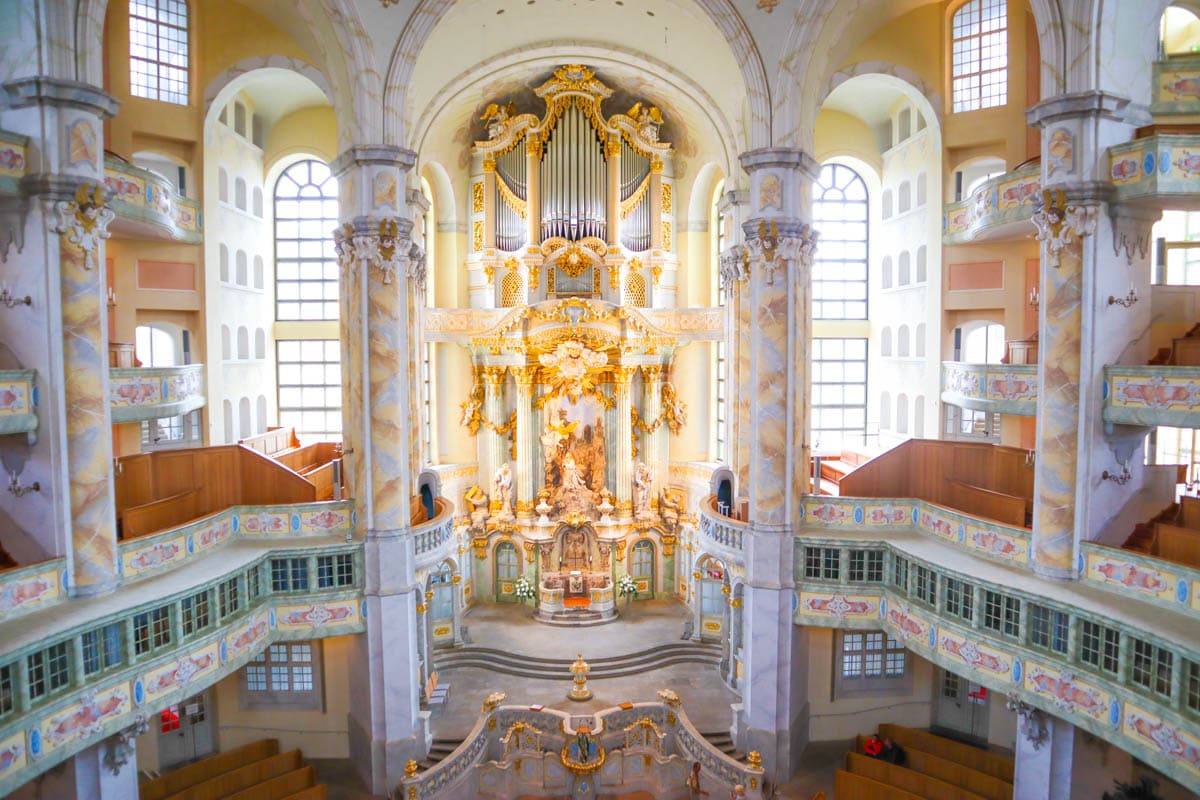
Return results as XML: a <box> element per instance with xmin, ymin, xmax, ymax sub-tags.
<box><xmin>361</xmin><ymin>600</ymin><xmax>369</xmax><ymax>619</ymax></box>
<box><xmin>958</xmin><ymin>523</ymin><xmax>966</xmax><ymax>543</ymax></box>
<box><xmin>232</xmin><ymin>515</ymin><xmax>240</xmax><ymax>533</ymax></box>
<box><xmin>1012</xmin><ymin>658</ymin><xmax>1022</xmax><ymax>683</ymax></box>
<box><xmin>186</xmin><ymin>534</ymin><xmax>195</xmax><ymax>554</ymax></box>
<box><xmin>269</xmin><ymin>609</ymin><xmax>277</xmax><ymax>627</ymax></box>
<box><xmin>220</xmin><ymin>640</ymin><xmax>228</xmax><ymax>665</ymax></box>
<box><xmin>911</xmin><ymin>507</ymin><xmax>919</xmax><ymax>525</ymax></box>
<box><xmin>1177</xmin><ymin>579</ymin><xmax>1190</xmax><ymax>604</ymax></box>
<box><xmin>879</xmin><ymin>597</ymin><xmax>887</xmax><ymax>618</ymax></box>
<box><xmin>1102</xmin><ymin>380</ymin><xmax>1109</xmax><ymax>400</ymax></box>
<box><xmin>31</xmin><ymin>386</ymin><xmax>38</xmax><ymax>407</ymax></box>
<box><xmin>1161</xmin><ymin>150</ymin><xmax>1172</xmax><ymax>174</ymax></box>
<box><xmin>928</xmin><ymin>625</ymin><xmax>937</xmax><ymax>650</ymax></box>
<box><xmin>853</xmin><ymin>506</ymin><xmax>864</xmax><ymax>524</ymax></box>
<box><xmin>1109</xmin><ymin>700</ymin><xmax>1121</xmax><ymax>726</ymax></box>
<box><xmin>134</xmin><ymin>679</ymin><xmax>144</xmax><ymax>706</ymax></box>
<box><xmin>29</xmin><ymin>729</ymin><xmax>40</xmax><ymax>757</ymax></box>
<box><xmin>60</xmin><ymin>568</ymin><xmax>69</xmax><ymax>589</ymax></box>
<box><xmin>1144</xmin><ymin>152</ymin><xmax>1156</xmax><ymax>176</ymax></box>
<box><xmin>291</xmin><ymin>513</ymin><xmax>301</xmax><ymax>531</ymax></box>
<box><xmin>351</xmin><ymin>509</ymin><xmax>358</xmax><ymax>526</ymax></box>
<box><xmin>1077</xmin><ymin>552</ymin><xmax>1085</xmax><ymax>574</ymax></box>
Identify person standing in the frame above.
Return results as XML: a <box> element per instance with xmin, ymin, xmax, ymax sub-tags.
<box><xmin>687</xmin><ymin>761</ymin><xmax>710</xmax><ymax>799</ymax></box>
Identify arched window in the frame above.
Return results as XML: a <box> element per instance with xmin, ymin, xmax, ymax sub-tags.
<box><xmin>218</xmin><ymin>168</ymin><xmax>229</xmax><ymax>203</ymax></box>
<box><xmin>952</xmin><ymin>0</ymin><xmax>1008</xmax><ymax>112</ymax></box>
<box><xmin>914</xmin><ymin>395</ymin><xmax>926</xmax><ymax>439</ymax></box>
<box><xmin>898</xmin><ymin>325</ymin><xmax>911</xmax><ymax>357</ymax></box>
<box><xmin>236</xmin><ymin>326</ymin><xmax>249</xmax><ymax>360</ymax></box>
<box><xmin>880</xmin><ymin>392</ymin><xmax>892</xmax><ymax>430</ymax></box>
<box><xmin>896</xmin><ymin>394</ymin><xmax>909</xmax><ymax>435</ymax></box>
<box><xmin>221</xmin><ymin>325</ymin><xmax>231</xmax><ymax>361</ymax></box>
<box><xmin>223</xmin><ymin>400</ymin><xmax>234</xmax><ymax>444</ymax></box>
<box><xmin>254</xmin><ymin>328</ymin><xmax>265</xmax><ymax>360</ymax></box>
<box><xmin>916</xmin><ymin>246</ymin><xmax>927</xmax><ymax>283</ymax></box>
<box><xmin>962</xmin><ymin>322</ymin><xmax>1005</xmax><ymax>363</ymax></box>
<box><xmin>812</xmin><ymin>163</ymin><xmax>868</xmax><ymax>320</ymax></box>
<box><xmin>238</xmin><ymin>397</ymin><xmax>252</xmax><ymax>439</ymax></box>
<box><xmin>882</xmin><ymin>189</ymin><xmax>893</xmax><ymax>219</ymax></box>
<box><xmin>916</xmin><ymin>172</ymin><xmax>928</xmax><ymax>207</ymax></box>
<box><xmin>881</xmin><ymin>256</ymin><xmax>893</xmax><ymax>289</ymax></box>
<box><xmin>235</xmin><ymin>249</ymin><xmax>247</xmax><ymax>285</ymax></box>
<box><xmin>275</xmin><ymin>160</ymin><xmax>339</xmax><ymax>321</ymax></box>
<box><xmin>898</xmin><ymin>251</ymin><xmax>911</xmax><ymax>285</ymax></box>
<box><xmin>252</xmin><ymin>187</ymin><xmax>263</xmax><ymax>217</ymax></box>
<box><xmin>234</xmin><ymin>177</ymin><xmax>247</xmax><ymax>211</ymax></box>
<box><xmin>256</xmin><ymin>395</ymin><xmax>268</xmax><ymax>434</ymax></box>
<box><xmin>898</xmin><ymin>181</ymin><xmax>911</xmax><ymax>214</ymax></box>
<box><xmin>881</xmin><ymin>327</ymin><xmax>893</xmax><ymax>357</ymax></box>
<box><xmin>219</xmin><ymin>243</ymin><xmax>229</xmax><ymax>282</ymax></box>
<box><xmin>253</xmin><ymin>255</ymin><xmax>264</xmax><ymax>289</ymax></box>
<box><xmin>1163</xmin><ymin>6</ymin><xmax>1200</xmax><ymax>55</ymax></box>
<box><xmin>129</xmin><ymin>0</ymin><xmax>189</xmax><ymax>105</ymax></box>
<box><xmin>135</xmin><ymin>324</ymin><xmax>178</xmax><ymax>367</ymax></box>
<box><xmin>897</xmin><ymin>107</ymin><xmax>912</xmax><ymax>141</ymax></box>
<box><xmin>915</xmin><ymin>323</ymin><xmax>926</xmax><ymax>358</ymax></box>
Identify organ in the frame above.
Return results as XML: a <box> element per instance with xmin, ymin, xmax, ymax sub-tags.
<box><xmin>468</xmin><ymin>65</ymin><xmax>676</xmax><ymax>307</ymax></box>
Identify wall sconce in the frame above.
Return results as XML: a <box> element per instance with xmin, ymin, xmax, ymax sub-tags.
<box><xmin>1108</xmin><ymin>286</ymin><xmax>1138</xmax><ymax>308</ymax></box>
<box><xmin>106</xmin><ymin>287</ymin><xmax>117</xmax><ymax>306</ymax></box>
<box><xmin>1027</xmin><ymin>286</ymin><xmax>1039</xmax><ymax>308</ymax></box>
<box><xmin>0</xmin><ymin>284</ymin><xmax>31</xmax><ymax>309</ymax></box>
<box><xmin>112</xmin><ymin>458</ymin><xmax>124</xmax><ymax>477</ymax></box>
<box><xmin>8</xmin><ymin>472</ymin><xmax>40</xmax><ymax>497</ymax></box>
<box><xmin>1102</xmin><ymin>463</ymin><xmax>1132</xmax><ymax>485</ymax></box>
<box><xmin>1024</xmin><ymin>449</ymin><xmax>1036</xmax><ymax>468</ymax></box>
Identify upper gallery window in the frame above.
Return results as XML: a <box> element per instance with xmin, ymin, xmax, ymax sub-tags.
<box><xmin>129</xmin><ymin>0</ymin><xmax>189</xmax><ymax>105</ymax></box>
<box><xmin>951</xmin><ymin>0</ymin><xmax>1007</xmax><ymax>112</ymax></box>
<box><xmin>812</xmin><ymin>163</ymin><xmax>868</xmax><ymax>320</ymax></box>
<box><xmin>274</xmin><ymin>160</ymin><xmax>339</xmax><ymax>321</ymax></box>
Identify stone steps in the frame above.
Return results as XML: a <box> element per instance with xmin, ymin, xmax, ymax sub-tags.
<box><xmin>433</xmin><ymin>641</ymin><xmax>722</xmax><ymax>680</ymax></box>
<box><xmin>701</xmin><ymin>730</ymin><xmax>741</xmax><ymax>759</ymax></box>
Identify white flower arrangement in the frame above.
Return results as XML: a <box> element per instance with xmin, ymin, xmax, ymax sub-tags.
<box><xmin>618</xmin><ymin>574</ymin><xmax>638</xmax><ymax>599</ymax></box>
<box><xmin>513</xmin><ymin>576</ymin><xmax>536</xmax><ymax>601</ymax></box>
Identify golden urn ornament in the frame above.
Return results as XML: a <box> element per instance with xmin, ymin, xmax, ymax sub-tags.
<box><xmin>568</xmin><ymin>653</ymin><xmax>593</xmax><ymax>701</ymax></box>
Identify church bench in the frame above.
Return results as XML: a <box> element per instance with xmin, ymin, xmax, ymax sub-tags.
<box><xmin>140</xmin><ymin>740</ymin><xmax>280</xmax><ymax>800</ymax></box>
<box><xmin>853</xmin><ymin>736</ymin><xmax>1012</xmax><ymax>800</ymax></box>
<box><xmin>834</xmin><ymin>769</ymin><xmax>925</xmax><ymax>800</ymax></box>
<box><xmin>845</xmin><ymin>752</ymin><xmax>990</xmax><ymax>800</ymax></box>
<box><xmin>878</xmin><ymin>725</ymin><xmax>1014</xmax><ymax>783</ymax></box>
<box><xmin>425</xmin><ymin>671</ymin><xmax>451</xmax><ymax>710</ymax></box>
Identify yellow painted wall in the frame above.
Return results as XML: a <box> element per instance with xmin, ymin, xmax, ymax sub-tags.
<box><xmin>814</xmin><ymin>110</ymin><xmax>883</xmax><ymax>176</ymax></box>
<box><xmin>265</xmin><ymin>107</ymin><xmax>339</xmax><ymax>172</ymax></box>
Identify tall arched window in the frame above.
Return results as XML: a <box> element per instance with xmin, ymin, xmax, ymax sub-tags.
<box><xmin>812</xmin><ymin>163</ymin><xmax>868</xmax><ymax>320</ymax></box>
<box><xmin>952</xmin><ymin>0</ymin><xmax>1008</xmax><ymax>112</ymax></box>
<box><xmin>135</xmin><ymin>324</ymin><xmax>178</xmax><ymax>367</ymax></box>
<box><xmin>274</xmin><ymin>159</ymin><xmax>339</xmax><ymax>321</ymax></box>
<box><xmin>129</xmin><ymin>0</ymin><xmax>190</xmax><ymax>105</ymax></box>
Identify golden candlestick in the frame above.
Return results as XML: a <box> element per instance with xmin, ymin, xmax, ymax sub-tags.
<box><xmin>568</xmin><ymin>653</ymin><xmax>593</xmax><ymax>701</ymax></box>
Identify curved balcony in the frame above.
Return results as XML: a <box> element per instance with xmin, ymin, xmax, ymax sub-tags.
<box><xmin>698</xmin><ymin>496</ymin><xmax>746</xmax><ymax>567</ymax></box>
<box><xmin>793</xmin><ymin>532</ymin><xmax>1200</xmax><ymax>793</ymax></box>
<box><xmin>941</xmin><ymin>361</ymin><xmax>1037</xmax><ymax>416</ymax></box>
<box><xmin>1153</xmin><ymin>57</ymin><xmax>1200</xmax><ymax>116</ymax></box>
<box><xmin>1107</xmin><ymin>134</ymin><xmax>1200</xmax><ymax>206</ymax></box>
<box><xmin>109</xmin><ymin>364</ymin><xmax>205</xmax><ymax>423</ymax></box>
<box><xmin>0</xmin><ymin>368</ymin><xmax>38</xmax><ymax>439</ymax></box>
<box><xmin>1103</xmin><ymin>364</ymin><xmax>1200</xmax><ymax>428</ymax></box>
<box><xmin>412</xmin><ymin>497</ymin><xmax>457</xmax><ymax>570</ymax></box>
<box><xmin>0</xmin><ymin>496</ymin><xmax>361</xmax><ymax>796</ymax></box>
<box><xmin>103</xmin><ymin>157</ymin><xmax>202</xmax><ymax>244</ymax></box>
<box><xmin>942</xmin><ymin>163</ymin><xmax>1041</xmax><ymax>244</ymax></box>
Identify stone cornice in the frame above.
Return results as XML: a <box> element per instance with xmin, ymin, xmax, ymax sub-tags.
<box><xmin>738</xmin><ymin>147</ymin><xmax>820</xmax><ymax>179</ymax></box>
<box><xmin>1026</xmin><ymin>90</ymin><xmax>1151</xmax><ymax>129</ymax></box>
<box><xmin>330</xmin><ymin>144</ymin><xmax>416</xmax><ymax>177</ymax></box>
<box><xmin>2</xmin><ymin>77</ymin><xmax>119</xmax><ymax>118</ymax></box>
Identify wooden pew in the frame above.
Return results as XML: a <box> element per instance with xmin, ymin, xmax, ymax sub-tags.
<box><xmin>854</xmin><ymin>736</ymin><xmax>1013</xmax><ymax>800</ymax></box>
<box><xmin>140</xmin><ymin>740</ymin><xmax>279</xmax><ymax>800</ymax></box>
<box><xmin>834</xmin><ymin>770</ymin><xmax>925</xmax><ymax>800</ymax></box>
<box><xmin>879</xmin><ymin>725</ymin><xmax>1014</xmax><ymax>783</ymax></box>
<box><xmin>1179</xmin><ymin>496</ymin><xmax>1200</xmax><ymax>530</ymax></box>
<box><xmin>239</xmin><ymin>427</ymin><xmax>299</xmax><ymax>458</ymax></box>
<box><xmin>120</xmin><ymin>489</ymin><xmax>200</xmax><ymax>539</ymax></box>
<box><xmin>845</xmin><ymin>752</ymin><xmax>990</xmax><ymax>800</ymax></box>
<box><xmin>223</xmin><ymin>766</ymin><xmax>316</xmax><ymax>800</ymax></box>
<box><xmin>161</xmin><ymin>751</ymin><xmax>301</xmax><ymax>800</ymax></box>
<box><xmin>279</xmin><ymin>787</ymin><xmax>327</xmax><ymax>800</ymax></box>
<box><xmin>1153</xmin><ymin>523</ymin><xmax>1200</xmax><ymax>568</ymax></box>
<box><xmin>947</xmin><ymin>480</ymin><xmax>1027</xmax><ymax>527</ymax></box>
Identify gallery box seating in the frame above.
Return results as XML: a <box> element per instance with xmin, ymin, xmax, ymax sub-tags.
<box><xmin>139</xmin><ymin>739</ymin><xmax>326</xmax><ymax>800</ymax></box>
<box><xmin>837</xmin><ymin>440</ymin><xmax>1033</xmax><ymax>527</ymax></box>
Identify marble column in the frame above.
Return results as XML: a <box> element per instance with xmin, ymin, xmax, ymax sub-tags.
<box><xmin>613</xmin><ymin>366</ymin><xmax>636</xmax><ymax>515</ymax></box>
<box><xmin>2</xmin><ymin>77</ymin><xmax>121</xmax><ymax>595</ymax></box>
<box><xmin>513</xmin><ymin>366</ymin><xmax>536</xmax><ymax>515</ymax></box>
<box><xmin>65</xmin><ymin>727</ymin><xmax>141</xmax><ymax>800</ymax></box>
<box><xmin>641</xmin><ymin>365</ymin><xmax>667</xmax><ymax>499</ymax></box>
<box><xmin>1027</xmin><ymin>94</ymin><xmax>1157</xmax><ymax>578</ymax></box>
<box><xmin>332</xmin><ymin>146</ymin><xmax>429</xmax><ymax>794</ymax></box>
<box><xmin>734</xmin><ymin>148</ymin><xmax>821</xmax><ymax>781</ymax></box>
<box><xmin>481</xmin><ymin>366</ymin><xmax>507</xmax><ymax>505</ymax></box>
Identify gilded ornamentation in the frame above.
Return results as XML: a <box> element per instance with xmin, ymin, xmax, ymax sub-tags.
<box><xmin>404</xmin><ymin>760</ymin><xmax>419</xmax><ymax>778</ymax></box>
<box><xmin>482</xmin><ymin>691</ymin><xmax>507</xmax><ymax>713</ymax></box>
<box><xmin>615</xmin><ymin>540</ymin><xmax>627</xmax><ymax>561</ymax></box>
<box><xmin>621</xmin><ymin>174</ymin><xmax>651</xmax><ymax>219</ymax></box>
<box><xmin>484</xmin><ymin>263</ymin><xmax>495</xmax><ymax>285</ymax></box>
<box><xmin>651</xmin><ymin>263</ymin><xmax>663</xmax><ymax>286</ymax></box>
<box><xmin>528</xmin><ymin>260</ymin><xmax>541</xmax><ymax>291</ymax></box>
<box><xmin>744</xmin><ymin>221</ymin><xmax>819</xmax><ymax>286</ymax></box>
<box><xmin>496</xmin><ymin>173</ymin><xmax>527</xmax><ymax>219</ymax></box>
<box><xmin>526</xmin><ymin>134</ymin><xmax>543</xmax><ymax>158</ymax></box>
<box><xmin>661</xmin><ymin>221</ymin><xmax>672</xmax><ymax>250</ymax></box>
<box><xmin>482</xmin><ymin>156</ymin><xmax>496</xmax><ymax>173</ymax></box>
<box><xmin>746</xmin><ymin>751</ymin><xmax>763</xmax><ymax>770</ymax></box>
<box><xmin>472</xmin><ymin>536</ymin><xmax>489</xmax><ymax>560</ymax></box>
<box><xmin>608</xmin><ymin>263</ymin><xmax>620</xmax><ymax>290</ymax></box>
<box><xmin>51</xmin><ymin>183</ymin><xmax>114</xmax><ymax>271</ymax></box>
<box><xmin>605</xmin><ymin>135</ymin><xmax>622</xmax><ymax>159</ymax></box>
<box><xmin>416</xmin><ymin>603</ymin><xmax>427</xmax><ymax>614</ymax></box>
<box><xmin>538</xmin><ymin>340</ymin><xmax>608</xmax><ymax>401</ymax></box>
<box><xmin>331</xmin><ymin>219</ymin><xmax>423</xmax><ymax>286</ymax></box>
<box><xmin>472</xmin><ymin>181</ymin><xmax>484</xmax><ymax>213</ymax></box>
<box><xmin>568</xmin><ymin>654</ymin><xmax>593</xmax><ymax>701</ymax></box>
<box><xmin>632</xmin><ymin>379</ymin><xmax>687</xmax><ymax>436</ymax></box>
<box><xmin>1032</xmin><ymin>188</ymin><xmax>1096</xmax><ymax>268</ymax></box>
<box><xmin>473</xmin><ymin>220</ymin><xmax>485</xmax><ymax>251</ymax></box>
<box><xmin>661</xmin><ymin>183</ymin><xmax>672</xmax><ymax>214</ymax></box>
<box><xmin>656</xmin><ymin>688</ymin><xmax>681</xmax><ymax>708</ymax></box>
<box><xmin>480</xmin><ymin>102</ymin><xmax>518</xmax><ymax>139</ymax></box>
<box><xmin>650</xmin><ymin>160</ymin><xmax>664</xmax><ymax>174</ymax></box>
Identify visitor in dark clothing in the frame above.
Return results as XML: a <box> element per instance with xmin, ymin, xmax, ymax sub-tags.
<box><xmin>879</xmin><ymin>737</ymin><xmax>906</xmax><ymax>766</ymax></box>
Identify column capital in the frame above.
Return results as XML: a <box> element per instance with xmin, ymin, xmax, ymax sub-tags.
<box><xmin>333</xmin><ymin>217</ymin><xmax>423</xmax><ymax>286</ymax></box>
<box><xmin>330</xmin><ymin>145</ymin><xmax>416</xmax><ymax>176</ymax></box>
<box><xmin>640</xmin><ymin>364</ymin><xmax>663</xmax><ymax>382</ymax></box>
<box><xmin>741</xmin><ymin>220</ymin><xmax>819</xmax><ymax>286</ymax></box>
<box><xmin>1025</xmin><ymin>90</ymin><xmax>1149</xmax><ymax>130</ymax></box>
<box><xmin>738</xmin><ymin>147</ymin><xmax>820</xmax><ymax>178</ymax></box>
<box><xmin>1031</xmin><ymin>190</ymin><xmax>1098</xmax><ymax>269</ymax></box>
<box><xmin>511</xmin><ymin>365</ymin><xmax>537</xmax><ymax>386</ymax></box>
<box><xmin>482</xmin><ymin>366</ymin><xmax>507</xmax><ymax>386</ymax></box>
<box><xmin>49</xmin><ymin>183</ymin><xmax>115</xmax><ymax>272</ymax></box>
<box><xmin>612</xmin><ymin>365</ymin><xmax>638</xmax><ymax>385</ymax></box>
<box><xmin>3</xmin><ymin>77</ymin><xmax>119</xmax><ymax>118</ymax></box>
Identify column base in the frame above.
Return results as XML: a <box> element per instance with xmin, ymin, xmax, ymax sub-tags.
<box><xmin>348</xmin><ymin>711</ymin><xmax>432</xmax><ymax>795</ymax></box>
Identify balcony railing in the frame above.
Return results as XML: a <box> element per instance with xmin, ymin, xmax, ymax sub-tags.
<box><xmin>104</xmin><ymin>157</ymin><xmax>202</xmax><ymax>243</ymax></box>
<box><xmin>1103</xmin><ymin>364</ymin><xmax>1200</xmax><ymax>428</ymax></box>
<box><xmin>1152</xmin><ymin>56</ymin><xmax>1200</xmax><ymax>115</ymax></box>
<box><xmin>413</xmin><ymin>498</ymin><xmax>456</xmax><ymax>568</ymax></box>
<box><xmin>1108</xmin><ymin>134</ymin><xmax>1200</xmax><ymax>205</ymax></box>
<box><xmin>109</xmin><ymin>364</ymin><xmax>205</xmax><ymax>423</ymax></box>
<box><xmin>698</xmin><ymin>496</ymin><xmax>747</xmax><ymax>557</ymax></box>
<box><xmin>942</xmin><ymin>163</ymin><xmax>1041</xmax><ymax>244</ymax></box>
<box><xmin>941</xmin><ymin>361</ymin><xmax>1037</xmax><ymax>416</ymax></box>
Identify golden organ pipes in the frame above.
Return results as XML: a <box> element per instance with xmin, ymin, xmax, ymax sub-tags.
<box><xmin>620</xmin><ymin>140</ymin><xmax>650</xmax><ymax>251</ymax></box>
<box><xmin>539</xmin><ymin>103</ymin><xmax>606</xmax><ymax>242</ymax></box>
<box><xmin>495</xmin><ymin>146</ymin><xmax>526</xmax><ymax>250</ymax></box>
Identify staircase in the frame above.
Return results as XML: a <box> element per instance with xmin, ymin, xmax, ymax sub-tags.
<box><xmin>433</xmin><ymin>641</ymin><xmax>722</xmax><ymax>680</ymax></box>
<box><xmin>700</xmin><ymin>730</ymin><xmax>741</xmax><ymax>760</ymax></box>
<box><xmin>419</xmin><ymin>738</ymin><xmax>465</xmax><ymax>770</ymax></box>
<box><xmin>1149</xmin><ymin>323</ymin><xmax>1200</xmax><ymax>365</ymax></box>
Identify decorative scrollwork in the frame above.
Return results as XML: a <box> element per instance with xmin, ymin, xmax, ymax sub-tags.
<box><xmin>51</xmin><ymin>183</ymin><xmax>114</xmax><ymax>271</ymax></box>
<box><xmin>1031</xmin><ymin>188</ymin><xmax>1096</xmax><ymax>269</ymax></box>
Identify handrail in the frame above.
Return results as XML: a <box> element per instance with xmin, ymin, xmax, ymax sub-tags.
<box><xmin>109</xmin><ymin>364</ymin><xmax>205</xmax><ymax>423</ymax></box>
<box><xmin>1103</xmin><ymin>364</ymin><xmax>1200</xmax><ymax>428</ymax></box>
<box><xmin>941</xmin><ymin>361</ymin><xmax>1037</xmax><ymax>416</ymax></box>
<box><xmin>942</xmin><ymin>163</ymin><xmax>1041</xmax><ymax>244</ymax></box>
<box><xmin>103</xmin><ymin>156</ymin><xmax>202</xmax><ymax>242</ymax></box>
<box><xmin>412</xmin><ymin>498</ymin><xmax>456</xmax><ymax>564</ymax></box>
<box><xmin>699</xmin><ymin>495</ymin><xmax>747</xmax><ymax>554</ymax></box>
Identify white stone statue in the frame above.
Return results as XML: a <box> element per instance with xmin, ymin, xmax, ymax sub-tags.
<box><xmin>561</xmin><ymin>452</ymin><xmax>589</xmax><ymax>496</ymax></box>
<box><xmin>535</xmin><ymin>491</ymin><xmax>553</xmax><ymax>526</ymax></box>
<box><xmin>633</xmin><ymin>461</ymin><xmax>654</xmax><ymax>520</ymax></box>
<box><xmin>492</xmin><ymin>462</ymin><xmax>514</xmax><ymax>519</ymax></box>
<box><xmin>597</xmin><ymin>488</ymin><xmax>615</xmax><ymax>526</ymax></box>
<box><xmin>464</xmin><ymin>485</ymin><xmax>489</xmax><ymax>529</ymax></box>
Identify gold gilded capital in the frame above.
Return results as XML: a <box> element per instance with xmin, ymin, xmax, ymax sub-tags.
<box><xmin>650</xmin><ymin>159</ymin><xmax>664</xmax><ymax>174</ymax></box>
<box><xmin>606</xmin><ymin>136</ymin><xmax>622</xmax><ymax>159</ymax></box>
<box><xmin>640</xmin><ymin>365</ymin><xmax>663</xmax><ymax>382</ymax></box>
<box><xmin>612</xmin><ymin>365</ymin><xmax>638</xmax><ymax>386</ymax></box>
<box><xmin>512</xmin><ymin>366</ymin><xmax>537</xmax><ymax>387</ymax></box>
<box><xmin>482</xmin><ymin>156</ymin><xmax>496</xmax><ymax>173</ymax></box>
<box><xmin>526</xmin><ymin>135</ymin><xmax>543</xmax><ymax>158</ymax></box>
<box><xmin>483</xmin><ymin>366</ymin><xmax>507</xmax><ymax>386</ymax></box>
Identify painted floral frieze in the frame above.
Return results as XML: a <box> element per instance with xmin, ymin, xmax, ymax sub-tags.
<box><xmin>797</xmin><ymin>592</ymin><xmax>877</xmax><ymax>619</ymax></box>
<box><xmin>102</xmin><ymin>158</ymin><xmax>202</xmax><ymax>242</ymax></box>
<box><xmin>1125</xmin><ymin>702</ymin><xmax>1200</xmax><ymax>779</ymax></box>
<box><xmin>942</xmin><ymin>363</ymin><xmax>1036</xmax><ymax>416</ymax></box>
<box><xmin>109</xmin><ymin>365</ymin><xmax>205</xmax><ymax>423</ymax></box>
<box><xmin>1024</xmin><ymin>661</ymin><xmax>1109</xmax><ymax>721</ymax></box>
<box><xmin>943</xmin><ymin>165</ymin><xmax>1040</xmax><ymax>243</ymax></box>
<box><xmin>0</xmin><ymin>566</ymin><xmax>61</xmax><ymax>617</ymax></box>
<box><xmin>939</xmin><ymin>629</ymin><xmax>1010</xmax><ymax>677</ymax></box>
<box><xmin>0</xmin><ymin>370</ymin><xmax>38</xmax><ymax>436</ymax></box>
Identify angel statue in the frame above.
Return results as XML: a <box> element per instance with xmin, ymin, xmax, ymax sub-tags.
<box><xmin>459</xmin><ymin>382</ymin><xmax>485</xmax><ymax>434</ymax></box>
<box><xmin>626</xmin><ymin>101</ymin><xmax>664</xmax><ymax>142</ymax></box>
<box><xmin>480</xmin><ymin>101</ymin><xmax>518</xmax><ymax>139</ymax></box>
<box><xmin>464</xmin><ymin>485</ymin><xmax>489</xmax><ymax>529</ymax></box>
<box><xmin>658</xmin><ymin>488</ymin><xmax>682</xmax><ymax>535</ymax></box>
<box><xmin>492</xmin><ymin>462</ymin><xmax>514</xmax><ymax>519</ymax></box>
<box><xmin>662</xmin><ymin>382</ymin><xmax>687</xmax><ymax>435</ymax></box>
<box><xmin>633</xmin><ymin>461</ymin><xmax>654</xmax><ymax>520</ymax></box>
